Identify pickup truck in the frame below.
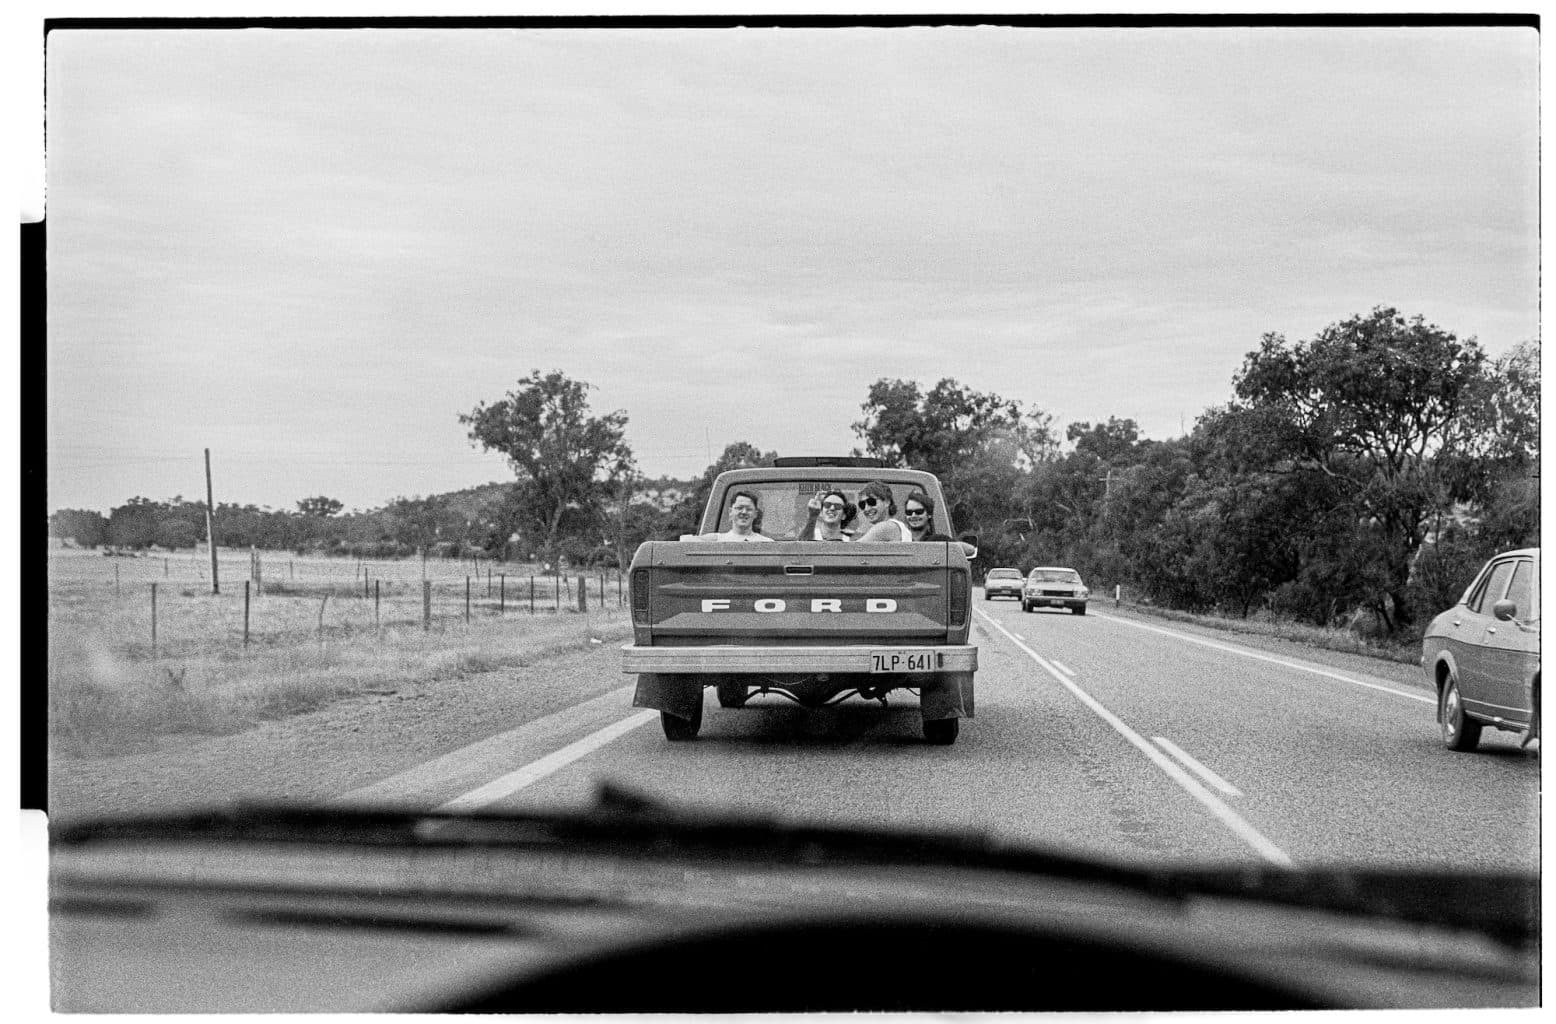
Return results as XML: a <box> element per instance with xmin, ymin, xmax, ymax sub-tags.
<box><xmin>622</xmin><ymin>457</ymin><xmax>978</xmax><ymax>744</ymax></box>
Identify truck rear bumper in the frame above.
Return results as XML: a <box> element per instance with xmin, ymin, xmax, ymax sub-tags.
<box><xmin>621</xmin><ymin>644</ymin><xmax>978</xmax><ymax>675</ymax></box>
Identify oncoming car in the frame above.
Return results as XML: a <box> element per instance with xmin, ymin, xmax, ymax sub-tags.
<box><xmin>983</xmin><ymin>568</ymin><xmax>1024</xmax><ymax>601</ymax></box>
<box><xmin>1023</xmin><ymin>567</ymin><xmax>1089</xmax><ymax>615</ymax></box>
<box><xmin>1421</xmin><ymin>548</ymin><xmax>1540</xmax><ymax>752</ymax></box>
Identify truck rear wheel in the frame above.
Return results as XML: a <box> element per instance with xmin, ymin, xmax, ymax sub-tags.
<box><xmin>923</xmin><ymin>718</ymin><xmax>959</xmax><ymax>745</ymax></box>
<box><xmin>715</xmin><ymin>676</ymin><xmax>748</xmax><ymax>708</ymax></box>
<box><xmin>661</xmin><ymin>697</ymin><xmax>703</xmax><ymax>741</ymax></box>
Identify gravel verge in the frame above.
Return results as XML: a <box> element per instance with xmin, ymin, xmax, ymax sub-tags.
<box><xmin>47</xmin><ymin>625</ymin><xmax>634</xmax><ymax>825</ymax></box>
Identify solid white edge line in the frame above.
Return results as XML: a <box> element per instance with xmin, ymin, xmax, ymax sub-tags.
<box><xmin>1097</xmin><ymin>613</ymin><xmax>1435</xmax><ymax>705</ymax></box>
<box><xmin>1050</xmin><ymin>659</ymin><xmax>1076</xmax><ymax>677</ymax></box>
<box><xmin>974</xmin><ymin>608</ymin><xmax>1294</xmax><ymax>867</ymax></box>
<box><xmin>436</xmin><ymin>709</ymin><xmax>659</xmax><ymax>813</ymax></box>
<box><xmin>1153</xmin><ymin>736</ymin><xmax>1244</xmax><ymax>798</ymax></box>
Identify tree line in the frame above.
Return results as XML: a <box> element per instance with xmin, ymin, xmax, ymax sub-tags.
<box><xmin>53</xmin><ymin>308</ymin><xmax>1538</xmax><ymax>639</ymax></box>
<box><xmin>854</xmin><ymin>308</ymin><xmax>1535</xmax><ymax>638</ymax></box>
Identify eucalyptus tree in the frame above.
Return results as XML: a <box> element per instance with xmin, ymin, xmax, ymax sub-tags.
<box><xmin>462</xmin><ymin>370</ymin><xmax>636</xmax><ymax>570</ymax></box>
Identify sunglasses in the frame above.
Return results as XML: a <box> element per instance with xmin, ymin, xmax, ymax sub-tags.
<box><xmin>732</xmin><ymin>505</ymin><xmax>756</xmax><ymax>514</ymax></box>
<box><xmin>820</xmin><ymin>501</ymin><xmax>845</xmax><ymax>511</ymax></box>
<box><xmin>858</xmin><ymin>497</ymin><xmax>881</xmax><ymax>509</ymax></box>
<box><xmin>904</xmin><ymin>508</ymin><xmax>928</xmax><ymax>517</ymax></box>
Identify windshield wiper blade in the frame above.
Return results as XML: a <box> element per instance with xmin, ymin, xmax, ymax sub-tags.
<box><xmin>53</xmin><ymin>785</ymin><xmax>1539</xmax><ymax>948</ymax></box>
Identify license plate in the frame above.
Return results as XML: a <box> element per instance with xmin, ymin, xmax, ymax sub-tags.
<box><xmin>871</xmin><ymin>650</ymin><xmax>936</xmax><ymax>673</ymax></box>
<box><xmin>1048</xmin><ymin>599</ymin><xmax>1066</xmax><ymax>606</ymax></box>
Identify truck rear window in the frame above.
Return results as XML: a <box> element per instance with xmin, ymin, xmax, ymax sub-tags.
<box><xmin>711</xmin><ymin>482</ymin><xmax>933</xmax><ymax>539</ymax></box>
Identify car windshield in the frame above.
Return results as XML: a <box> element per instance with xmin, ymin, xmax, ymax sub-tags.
<box><xmin>1029</xmin><ymin>570</ymin><xmax>1082</xmax><ymax>583</ymax></box>
<box><xmin>37</xmin><ymin>19</ymin><xmax>1539</xmax><ymax>1017</ymax></box>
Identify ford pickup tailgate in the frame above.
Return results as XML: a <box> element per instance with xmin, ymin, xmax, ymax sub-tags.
<box><xmin>632</xmin><ymin>541</ymin><xmax>966</xmax><ymax>646</ymax></box>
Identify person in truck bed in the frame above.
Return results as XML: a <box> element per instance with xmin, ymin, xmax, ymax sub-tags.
<box><xmin>797</xmin><ymin>489</ymin><xmax>855</xmax><ymax>541</ymax></box>
<box><xmin>902</xmin><ymin>490</ymin><xmax>938</xmax><ymax>541</ymax></box>
<box><xmin>854</xmin><ymin>479</ymin><xmax>915</xmax><ymax>542</ymax></box>
<box><xmin>706</xmin><ymin>490</ymin><xmax>773</xmax><ymax>542</ymax></box>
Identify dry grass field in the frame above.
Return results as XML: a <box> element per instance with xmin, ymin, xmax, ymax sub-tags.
<box><xmin>48</xmin><ymin>548</ymin><xmax>631</xmax><ymax>758</ymax></box>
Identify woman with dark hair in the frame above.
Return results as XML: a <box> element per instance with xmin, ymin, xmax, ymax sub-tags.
<box><xmin>797</xmin><ymin>489</ymin><xmax>855</xmax><ymax>541</ymax></box>
<box><xmin>901</xmin><ymin>489</ymin><xmax>936</xmax><ymax>540</ymax></box>
<box><xmin>854</xmin><ymin>479</ymin><xmax>914</xmax><ymax>543</ymax></box>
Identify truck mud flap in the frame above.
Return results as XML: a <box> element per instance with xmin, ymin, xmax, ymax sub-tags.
<box><xmin>919</xmin><ymin>671</ymin><xmax>974</xmax><ymax>721</ymax></box>
<box><xmin>632</xmin><ymin>672</ymin><xmax>704</xmax><ymax>722</ymax></box>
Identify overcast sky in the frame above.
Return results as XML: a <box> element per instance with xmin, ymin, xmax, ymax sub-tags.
<box><xmin>43</xmin><ymin>23</ymin><xmax>1539</xmax><ymax>514</ymax></box>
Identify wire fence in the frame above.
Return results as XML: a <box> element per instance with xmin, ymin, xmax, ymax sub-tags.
<box><xmin>48</xmin><ymin>547</ymin><xmax>626</xmax><ymax>661</ymax></box>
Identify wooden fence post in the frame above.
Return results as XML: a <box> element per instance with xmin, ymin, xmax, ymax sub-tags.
<box><xmin>465</xmin><ymin>576</ymin><xmax>471</xmax><ymax>624</ymax></box>
<box><xmin>150</xmin><ymin>582</ymin><xmax>158</xmax><ymax>657</ymax></box>
<box><xmin>244</xmin><ymin>580</ymin><xmax>251</xmax><ymax>648</ymax></box>
<box><xmin>530</xmin><ymin>576</ymin><xmax>535</xmax><ymax>615</ymax></box>
<box><xmin>374</xmin><ymin>579</ymin><xmax>381</xmax><ymax>631</ymax></box>
<box><xmin>423</xmin><ymin>580</ymin><xmax>432</xmax><ymax>630</ymax></box>
<box><xmin>577</xmin><ymin>575</ymin><xmax>587</xmax><ymax>613</ymax></box>
<box><xmin>554</xmin><ymin>574</ymin><xmax>560</xmax><ymax>613</ymax></box>
<box><xmin>500</xmin><ymin>574</ymin><xmax>506</xmax><ymax>615</ymax></box>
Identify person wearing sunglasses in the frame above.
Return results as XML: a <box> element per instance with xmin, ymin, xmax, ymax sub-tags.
<box><xmin>798</xmin><ymin>489</ymin><xmax>855</xmax><ymax>541</ymax></box>
<box><xmin>901</xmin><ymin>490</ymin><xmax>938</xmax><ymax>541</ymax></box>
<box><xmin>853</xmin><ymin>479</ymin><xmax>915</xmax><ymax>543</ymax></box>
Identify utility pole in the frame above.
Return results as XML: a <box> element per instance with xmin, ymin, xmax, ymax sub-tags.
<box><xmin>204</xmin><ymin>448</ymin><xmax>219</xmax><ymax>595</ymax></box>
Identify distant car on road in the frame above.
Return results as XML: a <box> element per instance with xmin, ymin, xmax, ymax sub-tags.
<box><xmin>1421</xmin><ymin>548</ymin><xmax>1539</xmax><ymax>752</ymax></box>
<box><xmin>983</xmin><ymin>568</ymin><xmax>1024</xmax><ymax>601</ymax></box>
<box><xmin>1023</xmin><ymin>567</ymin><xmax>1089</xmax><ymax>615</ymax></box>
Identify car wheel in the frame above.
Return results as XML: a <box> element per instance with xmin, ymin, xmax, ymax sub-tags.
<box><xmin>715</xmin><ymin>676</ymin><xmax>748</xmax><ymax>709</ymax></box>
<box><xmin>1072</xmin><ymin>605</ymin><xmax>1086</xmax><ymax>616</ymax></box>
<box><xmin>1440</xmin><ymin>672</ymin><xmax>1481</xmax><ymax>752</ymax></box>
<box><xmin>661</xmin><ymin>699</ymin><xmax>703</xmax><ymax>741</ymax></box>
<box><xmin>923</xmin><ymin>717</ymin><xmax>959</xmax><ymax>745</ymax></box>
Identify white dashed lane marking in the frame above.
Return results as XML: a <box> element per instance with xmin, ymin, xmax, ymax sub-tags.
<box><xmin>974</xmin><ymin>607</ymin><xmax>1293</xmax><ymax>866</ymax></box>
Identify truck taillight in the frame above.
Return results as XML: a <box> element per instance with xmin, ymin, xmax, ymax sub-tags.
<box><xmin>949</xmin><ymin>569</ymin><xmax>968</xmax><ymax>626</ymax></box>
<box><xmin>631</xmin><ymin>568</ymin><xmax>651</xmax><ymax>622</ymax></box>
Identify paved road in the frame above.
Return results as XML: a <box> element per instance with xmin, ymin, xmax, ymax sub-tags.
<box><xmin>340</xmin><ymin>595</ymin><xmax>1540</xmax><ymax>872</ymax></box>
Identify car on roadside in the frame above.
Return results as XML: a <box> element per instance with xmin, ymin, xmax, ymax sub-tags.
<box><xmin>1022</xmin><ymin>567</ymin><xmax>1089</xmax><ymax>615</ymax></box>
<box><xmin>983</xmin><ymin>568</ymin><xmax>1024</xmax><ymax>601</ymax></box>
<box><xmin>1421</xmin><ymin>547</ymin><xmax>1539</xmax><ymax>752</ymax></box>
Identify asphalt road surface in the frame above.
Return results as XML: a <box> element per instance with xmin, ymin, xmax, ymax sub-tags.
<box><xmin>339</xmin><ymin>596</ymin><xmax>1540</xmax><ymax>873</ymax></box>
